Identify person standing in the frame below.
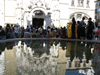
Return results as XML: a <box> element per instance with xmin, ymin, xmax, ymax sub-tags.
<box><xmin>14</xmin><ymin>25</ymin><xmax>19</xmax><ymax>38</ymax></box>
<box><xmin>79</xmin><ymin>17</ymin><xmax>86</xmax><ymax>40</ymax></box>
<box><xmin>6</xmin><ymin>29</ymin><xmax>15</xmax><ymax>39</ymax></box>
<box><xmin>77</xmin><ymin>21</ymin><xmax>80</xmax><ymax>39</ymax></box>
<box><xmin>24</xmin><ymin>29</ymin><xmax>31</xmax><ymax>38</ymax></box>
<box><xmin>0</xmin><ymin>26</ymin><xmax>6</xmax><ymax>40</ymax></box>
<box><xmin>54</xmin><ymin>28</ymin><xmax>56</xmax><ymax>38</ymax></box>
<box><xmin>87</xmin><ymin>18</ymin><xmax>94</xmax><ymax>40</ymax></box>
<box><xmin>98</xmin><ymin>27</ymin><xmax>100</xmax><ymax>40</ymax></box>
<box><xmin>62</xmin><ymin>27</ymin><xmax>66</xmax><ymax>38</ymax></box>
<box><xmin>72</xmin><ymin>17</ymin><xmax>76</xmax><ymax>39</ymax></box>
<box><xmin>11</xmin><ymin>24</ymin><xmax>14</xmax><ymax>32</ymax></box>
<box><xmin>6</xmin><ymin>24</ymin><xmax>10</xmax><ymax>34</ymax></box>
<box><xmin>47</xmin><ymin>31</ymin><xmax>50</xmax><ymax>38</ymax></box>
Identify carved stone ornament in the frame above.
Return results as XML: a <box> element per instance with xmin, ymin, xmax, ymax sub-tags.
<box><xmin>37</xmin><ymin>2</ymin><xmax>42</xmax><ymax>7</ymax></box>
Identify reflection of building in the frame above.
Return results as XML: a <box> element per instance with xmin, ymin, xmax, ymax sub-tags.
<box><xmin>93</xmin><ymin>45</ymin><xmax>100</xmax><ymax>74</ymax></box>
<box><xmin>2</xmin><ymin>41</ymin><xmax>94</xmax><ymax>75</ymax></box>
<box><xmin>15</xmin><ymin>41</ymin><xmax>59</xmax><ymax>75</ymax></box>
<box><xmin>0</xmin><ymin>0</ymin><xmax>95</xmax><ymax>28</ymax></box>
<box><xmin>0</xmin><ymin>52</ymin><xmax>5</xmax><ymax>75</ymax></box>
<box><xmin>66</xmin><ymin>53</ymin><xmax>92</xmax><ymax>70</ymax></box>
<box><xmin>57</xmin><ymin>46</ymin><xmax>66</xmax><ymax>75</ymax></box>
<box><xmin>4</xmin><ymin>46</ymin><xmax>17</xmax><ymax>75</ymax></box>
<box><xmin>66</xmin><ymin>42</ymin><xmax>92</xmax><ymax>70</ymax></box>
<box><xmin>79</xmin><ymin>68</ymin><xmax>95</xmax><ymax>75</ymax></box>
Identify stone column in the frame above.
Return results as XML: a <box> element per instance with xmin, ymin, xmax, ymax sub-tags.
<box><xmin>84</xmin><ymin>0</ymin><xmax>87</xmax><ymax>8</ymax></box>
<box><xmin>24</xmin><ymin>13</ymin><xmax>27</xmax><ymax>29</ymax></box>
<box><xmin>45</xmin><ymin>15</ymin><xmax>51</xmax><ymax>29</ymax></box>
<box><xmin>75</xmin><ymin>0</ymin><xmax>78</xmax><ymax>7</ymax></box>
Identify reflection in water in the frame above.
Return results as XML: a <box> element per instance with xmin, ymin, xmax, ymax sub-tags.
<box><xmin>93</xmin><ymin>43</ymin><xmax>100</xmax><ymax>75</ymax></box>
<box><xmin>0</xmin><ymin>43</ymin><xmax>5</xmax><ymax>75</ymax></box>
<box><xmin>16</xmin><ymin>40</ymin><xmax>58</xmax><ymax>75</ymax></box>
<box><xmin>0</xmin><ymin>40</ymin><xmax>100</xmax><ymax>75</ymax></box>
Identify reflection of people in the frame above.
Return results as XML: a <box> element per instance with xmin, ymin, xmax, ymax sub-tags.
<box><xmin>0</xmin><ymin>43</ymin><xmax>6</xmax><ymax>55</ymax></box>
<box><xmin>94</xmin><ymin>68</ymin><xmax>100</xmax><ymax>75</ymax></box>
<box><xmin>24</xmin><ymin>40</ymin><xmax>31</xmax><ymax>47</ymax></box>
<box><xmin>6</xmin><ymin>42</ymin><xmax>15</xmax><ymax>50</ymax></box>
<box><xmin>97</xmin><ymin>44</ymin><xmax>100</xmax><ymax>52</ymax></box>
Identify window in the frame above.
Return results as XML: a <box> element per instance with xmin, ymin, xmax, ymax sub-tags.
<box><xmin>78</xmin><ymin>0</ymin><xmax>84</xmax><ymax>7</ymax></box>
<box><xmin>78</xmin><ymin>61</ymin><xmax>80</xmax><ymax>67</ymax></box>
<box><xmin>70</xmin><ymin>15</ymin><xmax>74</xmax><ymax>19</ymax></box>
<box><xmin>71</xmin><ymin>0</ymin><xmax>74</xmax><ymax>6</ymax></box>
<box><xmin>75</xmin><ymin>61</ymin><xmax>80</xmax><ymax>67</ymax></box>
<box><xmin>86</xmin><ymin>0</ymin><xmax>89</xmax><ymax>7</ymax></box>
<box><xmin>34</xmin><ymin>10</ymin><xmax>43</xmax><ymax>15</ymax></box>
<box><xmin>83</xmin><ymin>61</ymin><xmax>86</xmax><ymax>67</ymax></box>
<box><xmin>84</xmin><ymin>16</ymin><xmax>88</xmax><ymax>20</ymax></box>
<box><xmin>69</xmin><ymin>61</ymin><xmax>71</xmax><ymax>68</ymax></box>
<box><xmin>76</xmin><ymin>14</ymin><xmax>82</xmax><ymax>19</ymax></box>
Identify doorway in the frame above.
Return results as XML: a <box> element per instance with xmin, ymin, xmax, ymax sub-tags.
<box><xmin>32</xmin><ymin>18</ymin><xmax>44</xmax><ymax>28</ymax></box>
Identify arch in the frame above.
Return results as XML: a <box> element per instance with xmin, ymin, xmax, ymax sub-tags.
<box><xmin>69</xmin><ymin>12</ymin><xmax>90</xmax><ymax>20</ymax></box>
<box><xmin>30</xmin><ymin>7</ymin><xmax>48</xmax><ymax>16</ymax></box>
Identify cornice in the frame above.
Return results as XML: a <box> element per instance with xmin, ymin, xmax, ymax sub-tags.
<box><xmin>68</xmin><ymin>7</ymin><xmax>95</xmax><ymax>11</ymax></box>
<box><xmin>5</xmin><ymin>16</ymin><xmax>16</xmax><ymax>17</ymax></box>
<box><xmin>59</xmin><ymin>3</ymin><xmax>69</xmax><ymax>5</ymax></box>
<box><xmin>60</xmin><ymin>18</ymin><xmax>68</xmax><ymax>20</ymax></box>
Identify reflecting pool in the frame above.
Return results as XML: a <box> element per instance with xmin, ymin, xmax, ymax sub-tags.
<box><xmin>0</xmin><ymin>40</ymin><xmax>100</xmax><ymax>75</ymax></box>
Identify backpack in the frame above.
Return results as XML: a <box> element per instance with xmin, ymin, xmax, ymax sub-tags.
<box><xmin>90</xmin><ymin>22</ymin><xmax>94</xmax><ymax>30</ymax></box>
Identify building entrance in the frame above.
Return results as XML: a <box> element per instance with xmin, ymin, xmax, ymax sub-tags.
<box><xmin>32</xmin><ymin>18</ymin><xmax>44</xmax><ymax>28</ymax></box>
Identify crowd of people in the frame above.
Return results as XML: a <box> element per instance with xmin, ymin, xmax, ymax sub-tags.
<box><xmin>0</xmin><ymin>17</ymin><xmax>100</xmax><ymax>40</ymax></box>
<box><xmin>72</xmin><ymin>17</ymin><xmax>97</xmax><ymax>40</ymax></box>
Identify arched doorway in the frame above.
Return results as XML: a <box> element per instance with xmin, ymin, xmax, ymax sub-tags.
<box><xmin>69</xmin><ymin>12</ymin><xmax>90</xmax><ymax>24</ymax></box>
<box><xmin>32</xmin><ymin>18</ymin><xmax>44</xmax><ymax>28</ymax></box>
<box><xmin>32</xmin><ymin>10</ymin><xmax>45</xmax><ymax>28</ymax></box>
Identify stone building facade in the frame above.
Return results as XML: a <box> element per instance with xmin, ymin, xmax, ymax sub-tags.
<box><xmin>0</xmin><ymin>0</ymin><xmax>95</xmax><ymax>28</ymax></box>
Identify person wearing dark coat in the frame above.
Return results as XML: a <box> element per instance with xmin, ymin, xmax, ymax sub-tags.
<box><xmin>6</xmin><ymin>29</ymin><xmax>15</xmax><ymax>39</ymax></box>
<box><xmin>72</xmin><ymin>17</ymin><xmax>76</xmax><ymax>39</ymax></box>
<box><xmin>87</xmin><ymin>18</ymin><xmax>94</xmax><ymax>40</ymax></box>
<box><xmin>77</xmin><ymin>21</ymin><xmax>80</xmax><ymax>39</ymax></box>
<box><xmin>0</xmin><ymin>26</ymin><xmax>6</xmax><ymax>40</ymax></box>
<box><xmin>78</xmin><ymin>17</ymin><xmax>86</xmax><ymax>39</ymax></box>
<box><xmin>6</xmin><ymin>24</ymin><xmax>10</xmax><ymax>34</ymax></box>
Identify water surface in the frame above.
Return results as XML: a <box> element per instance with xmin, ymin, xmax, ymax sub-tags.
<box><xmin>0</xmin><ymin>40</ymin><xmax>100</xmax><ymax>75</ymax></box>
